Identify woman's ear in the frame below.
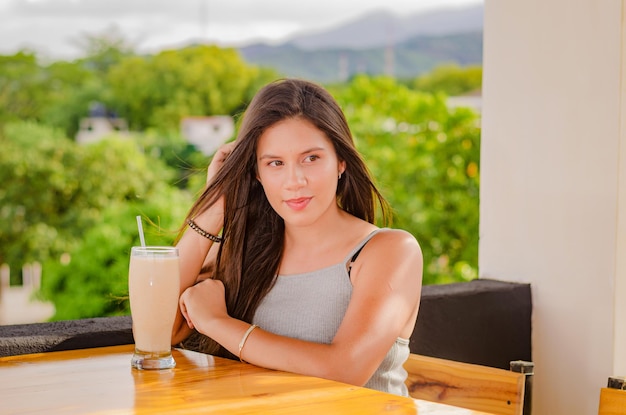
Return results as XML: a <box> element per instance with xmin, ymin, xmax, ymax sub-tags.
<box><xmin>338</xmin><ymin>160</ymin><xmax>346</xmax><ymax>177</ymax></box>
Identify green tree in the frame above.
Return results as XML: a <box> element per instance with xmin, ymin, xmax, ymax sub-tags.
<box><xmin>40</xmin><ymin>188</ymin><xmax>191</xmax><ymax>320</ymax></box>
<box><xmin>0</xmin><ymin>48</ymin><xmax>118</xmax><ymax>138</ymax></box>
<box><xmin>334</xmin><ymin>75</ymin><xmax>480</xmax><ymax>284</ymax></box>
<box><xmin>107</xmin><ymin>45</ymin><xmax>277</xmax><ymax>131</ymax></box>
<box><xmin>0</xmin><ymin>121</ymin><xmax>174</xmax><ymax>282</ymax></box>
<box><xmin>412</xmin><ymin>63</ymin><xmax>482</xmax><ymax>96</ymax></box>
<box><xmin>71</xmin><ymin>26</ymin><xmax>136</xmax><ymax>76</ymax></box>
<box><xmin>136</xmin><ymin>129</ymin><xmax>211</xmax><ymax>189</ymax></box>
<box><xmin>0</xmin><ymin>122</ymin><xmax>82</xmax><ymax>281</ymax></box>
<box><xmin>40</xmin><ymin>60</ymin><xmax>109</xmax><ymax>139</ymax></box>
<box><xmin>40</xmin><ymin>31</ymin><xmax>135</xmax><ymax>138</ymax></box>
<box><xmin>0</xmin><ymin>52</ymin><xmax>49</xmax><ymax>125</ymax></box>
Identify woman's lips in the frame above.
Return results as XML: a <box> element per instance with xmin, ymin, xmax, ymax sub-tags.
<box><xmin>285</xmin><ymin>197</ymin><xmax>312</xmax><ymax>211</ymax></box>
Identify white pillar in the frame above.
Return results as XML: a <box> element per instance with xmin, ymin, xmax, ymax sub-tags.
<box><xmin>616</xmin><ymin>0</ymin><xmax>626</xmax><ymax>378</ymax></box>
<box><xmin>480</xmin><ymin>0</ymin><xmax>625</xmax><ymax>413</ymax></box>
<box><xmin>22</xmin><ymin>263</ymin><xmax>32</xmax><ymax>288</ymax></box>
<box><xmin>0</xmin><ymin>263</ymin><xmax>9</xmax><ymax>294</ymax></box>
<box><xmin>31</xmin><ymin>262</ymin><xmax>42</xmax><ymax>290</ymax></box>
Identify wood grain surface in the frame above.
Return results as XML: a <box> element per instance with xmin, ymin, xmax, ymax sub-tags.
<box><xmin>598</xmin><ymin>387</ymin><xmax>626</xmax><ymax>415</ymax></box>
<box><xmin>404</xmin><ymin>353</ymin><xmax>526</xmax><ymax>415</ymax></box>
<box><xmin>0</xmin><ymin>345</ymin><xmax>494</xmax><ymax>414</ymax></box>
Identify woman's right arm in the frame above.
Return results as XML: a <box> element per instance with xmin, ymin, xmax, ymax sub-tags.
<box><xmin>171</xmin><ymin>142</ymin><xmax>236</xmax><ymax>345</ymax></box>
<box><xmin>171</xmin><ymin>206</ymin><xmax>223</xmax><ymax>344</ymax></box>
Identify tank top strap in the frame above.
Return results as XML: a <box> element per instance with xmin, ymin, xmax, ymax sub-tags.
<box><xmin>343</xmin><ymin>228</ymin><xmax>387</xmax><ymax>266</ymax></box>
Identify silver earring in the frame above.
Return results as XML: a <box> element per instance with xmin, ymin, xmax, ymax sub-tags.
<box><xmin>338</xmin><ymin>172</ymin><xmax>342</xmax><ymax>179</ymax></box>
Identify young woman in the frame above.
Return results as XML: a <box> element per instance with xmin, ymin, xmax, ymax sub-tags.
<box><xmin>173</xmin><ymin>78</ymin><xmax>423</xmax><ymax>396</ymax></box>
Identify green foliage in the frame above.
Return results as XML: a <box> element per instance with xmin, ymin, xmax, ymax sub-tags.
<box><xmin>0</xmin><ymin>52</ymin><xmax>50</xmax><ymax>124</ymax></box>
<box><xmin>411</xmin><ymin>63</ymin><xmax>482</xmax><ymax>96</ymax></box>
<box><xmin>72</xmin><ymin>26</ymin><xmax>136</xmax><ymax>75</ymax></box>
<box><xmin>333</xmin><ymin>76</ymin><xmax>480</xmax><ymax>284</ymax></box>
<box><xmin>136</xmin><ymin>129</ymin><xmax>210</xmax><ymax>189</ymax></box>
<box><xmin>40</xmin><ymin>61</ymin><xmax>109</xmax><ymax>139</ymax></box>
<box><xmin>0</xmin><ymin>51</ymin><xmax>112</xmax><ymax>138</ymax></box>
<box><xmin>40</xmin><ymin>189</ymin><xmax>191</xmax><ymax>320</ymax></box>
<box><xmin>0</xmin><ymin>119</ymin><xmax>193</xmax><ymax>319</ymax></box>
<box><xmin>0</xmin><ymin>40</ymin><xmax>277</xmax><ymax>139</ymax></box>
<box><xmin>0</xmin><ymin>122</ymin><xmax>82</xmax><ymax>279</ymax></box>
<box><xmin>0</xmin><ymin>121</ymin><xmax>174</xmax><ymax>282</ymax></box>
<box><xmin>0</xmin><ymin>38</ymin><xmax>484</xmax><ymax>321</ymax></box>
<box><xmin>107</xmin><ymin>45</ymin><xmax>277</xmax><ymax>130</ymax></box>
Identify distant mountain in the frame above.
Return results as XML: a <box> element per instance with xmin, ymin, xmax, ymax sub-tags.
<box><xmin>240</xmin><ymin>31</ymin><xmax>482</xmax><ymax>83</ymax></box>
<box><xmin>288</xmin><ymin>4</ymin><xmax>483</xmax><ymax>50</ymax></box>
<box><xmin>238</xmin><ymin>4</ymin><xmax>484</xmax><ymax>83</ymax></box>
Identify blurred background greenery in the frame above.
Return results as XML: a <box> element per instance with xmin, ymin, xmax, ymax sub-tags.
<box><xmin>0</xmin><ymin>36</ymin><xmax>481</xmax><ymax>321</ymax></box>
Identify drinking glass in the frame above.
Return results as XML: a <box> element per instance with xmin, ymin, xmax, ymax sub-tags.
<box><xmin>129</xmin><ymin>246</ymin><xmax>180</xmax><ymax>370</ymax></box>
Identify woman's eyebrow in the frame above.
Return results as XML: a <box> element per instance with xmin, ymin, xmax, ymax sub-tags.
<box><xmin>258</xmin><ymin>147</ymin><xmax>327</xmax><ymax>160</ymax></box>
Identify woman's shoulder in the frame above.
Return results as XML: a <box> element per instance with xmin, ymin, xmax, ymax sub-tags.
<box><xmin>359</xmin><ymin>227</ymin><xmax>422</xmax><ymax>262</ymax></box>
<box><xmin>350</xmin><ymin>227</ymin><xmax>422</xmax><ymax>285</ymax></box>
<box><xmin>372</xmin><ymin>228</ymin><xmax>421</xmax><ymax>248</ymax></box>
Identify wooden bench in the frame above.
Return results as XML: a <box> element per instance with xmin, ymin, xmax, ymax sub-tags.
<box><xmin>598</xmin><ymin>376</ymin><xmax>626</xmax><ymax>415</ymax></box>
<box><xmin>404</xmin><ymin>353</ymin><xmax>534</xmax><ymax>415</ymax></box>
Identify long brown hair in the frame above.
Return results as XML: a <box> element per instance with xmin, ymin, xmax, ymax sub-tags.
<box><xmin>180</xmin><ymin>78</ymin><xmax>390</xmax><ymax>356</ymax></box>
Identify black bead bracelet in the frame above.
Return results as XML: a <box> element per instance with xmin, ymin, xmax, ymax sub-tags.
<box><xmin>187</xmin><ymin>219</ymin><xmax>223</xmax><ymax>243</ymax></box>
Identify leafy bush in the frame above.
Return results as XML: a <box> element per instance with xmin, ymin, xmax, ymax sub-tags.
<box><xmin>334</xmin><ymin>76</ymin><xmax>480</xmax><ymax>284</ymax></box>
<box><xmin>0</xmin><ymin>121</ymin><xmax>191</xmax><ymax>310</ymax></box>
<box><xmin>40</xmin><ymin>190</ymin><xmax>190</xmax><ymax>320</ymax></box>
<box><xmin>411</xmin><ymin>63</ymin><xmax>482</xmax><ymax>96</ymax></box>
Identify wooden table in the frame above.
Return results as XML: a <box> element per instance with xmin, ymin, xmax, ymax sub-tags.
<box><xmin>0</xmin><ymin>345</ymin><xmax>493</xmax><ymax>414</ymax></box>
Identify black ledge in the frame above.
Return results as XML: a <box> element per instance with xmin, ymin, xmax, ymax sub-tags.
<box><xmin>0</xmin><ymin>279</ymin><xmax>532</xmax><ymax>369</ymax></box>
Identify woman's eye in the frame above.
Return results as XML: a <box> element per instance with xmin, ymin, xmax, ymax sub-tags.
<box><xmin>304</xmin><ymin>155</ymin><xmax>319</xmax><ymax>163</ymax></box>
<box><xmin>268</xmin><ymin>160</ymin><xmax>283</xmax><ymax>167</ymax></box>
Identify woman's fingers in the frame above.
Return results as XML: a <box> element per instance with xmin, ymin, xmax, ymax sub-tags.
<box><xmin>178</xmin><ymin>279</ymin><xmax>228</xmax><ymax>335</ymax></box>
<box><xmin>179</xmin><ymin>291</ymin><xmax>195</xmax><ymax>329</ymax></box>
<box><xmin>207</xmin><ymin>141</ymin><xmax>237</xmax><ymax>184</ymax></box>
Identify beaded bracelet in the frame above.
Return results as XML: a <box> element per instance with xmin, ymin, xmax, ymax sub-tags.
<box><xmin>187</xmin><ymin>219</ymin><xmax>223</xmax><ymax>243</ymax></box>
<box><xmin>238</xmin><ymin>324</ymin><xmax>258</xmax><ymax>363</ymax></box>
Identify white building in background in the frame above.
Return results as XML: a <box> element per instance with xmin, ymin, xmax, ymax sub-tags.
<box><xmin>181</xmin><ymin>116</ymin><xmax>235</xmax><ymax>156</ymax></box>
<box><xmin>447</xmin><ymin>95</ymin><xmax>482</xmax><ymax>113</ymax></box>
<box><xmin>0</xmin><ymin>263</ymin><xmax>54</xmax><ymax>325</ymax></box>
<box><xmin>75</xmin><ymin>101</ymin><xmax>129</xmax><ymax>145</ymax></box>
<box><xmin>75</xmin><ymin>117</ymin><xmax>129</xmax><ymax>145</ymax></box>
<box><xmin>73</xmin><ymin>112</ymin><xmax>235</xmax><ymax>156</ymax></box>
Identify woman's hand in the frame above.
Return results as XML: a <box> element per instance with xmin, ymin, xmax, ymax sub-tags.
<box><xmin>207</xmin><ymin>141</ymin><xmax>237</xmax><ymax>185</ymax></box>
<box><xmin>194</xmin><ymin>141</ymin><xmax>237</xmax><ymax>230</ymax></box>
<box><xmin>179</xmin><ymin>279</ymin><xmax>229</xmax><ymax>334</ymax></box>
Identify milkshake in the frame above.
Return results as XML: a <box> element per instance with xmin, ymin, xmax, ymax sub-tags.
<box><xmin>129</xmin><ymin>246</ymin><xmax>180</xmax><ymax>369</ymax></box>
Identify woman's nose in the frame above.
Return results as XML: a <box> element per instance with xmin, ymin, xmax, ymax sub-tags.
<box><xmin>285</xmin><ymin>165</ymin><xmax>306</xmax><ymax>189</ymax></box>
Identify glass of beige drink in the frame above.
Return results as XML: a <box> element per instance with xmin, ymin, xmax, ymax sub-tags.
<box><xmin>129</xmin><ymin>246</ymin><xmax>180</xmax><ymax>370</ymax></box>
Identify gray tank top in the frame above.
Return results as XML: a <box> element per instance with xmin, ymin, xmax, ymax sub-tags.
<box><xmin>252</xmin><ymin>229</ymin><xmax>410</xmax><ymax>396</ymax></box>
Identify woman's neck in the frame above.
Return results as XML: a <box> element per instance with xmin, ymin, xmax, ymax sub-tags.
<box><xmin>279</xmin><ymin>207</ymin><xmax>375</xmax><ymax>274</ymax></box>
<box><xmin>283</xmin><ymin>207</ymin><xmax>350</xmax><ymax>249</ymax></box>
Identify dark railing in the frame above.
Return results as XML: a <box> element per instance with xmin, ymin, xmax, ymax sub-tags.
<box><xmin>0</xmin><ymin>278</ymin><xmax>532</xmax><ymax>369</ymax></box>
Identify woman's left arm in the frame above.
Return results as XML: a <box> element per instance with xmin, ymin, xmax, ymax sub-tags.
<box><xmin>179</xmin><ymin>229</ymin><xmax>422</xmax><ymax>386</ymax></box>
<box><xmin>325</xmin><ymin>229</ymin><xmax>423</xmax><ymax>384</ymax></box>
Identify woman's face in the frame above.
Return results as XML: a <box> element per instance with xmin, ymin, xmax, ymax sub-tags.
<box><xmin>256</xmin><ymin>117</ymin><xmax>345</xmax><ymax>228</ymax></box>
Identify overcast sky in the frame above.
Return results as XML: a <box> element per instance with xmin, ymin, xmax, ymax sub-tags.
<box><xmin>1</xmin><ymin>0</ymin><xmax>483</xmax><ymax>60</ymax></box>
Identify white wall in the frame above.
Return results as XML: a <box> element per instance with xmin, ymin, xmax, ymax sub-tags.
<box><xmin>616</xmin><ymin>0</ymin><xmax>626</xmax><ymax>377</ymax></box>
<box><xmin>480</xmin><ymin>0</ymin><xmax>625</xmax><ymax>414</ymax></box>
